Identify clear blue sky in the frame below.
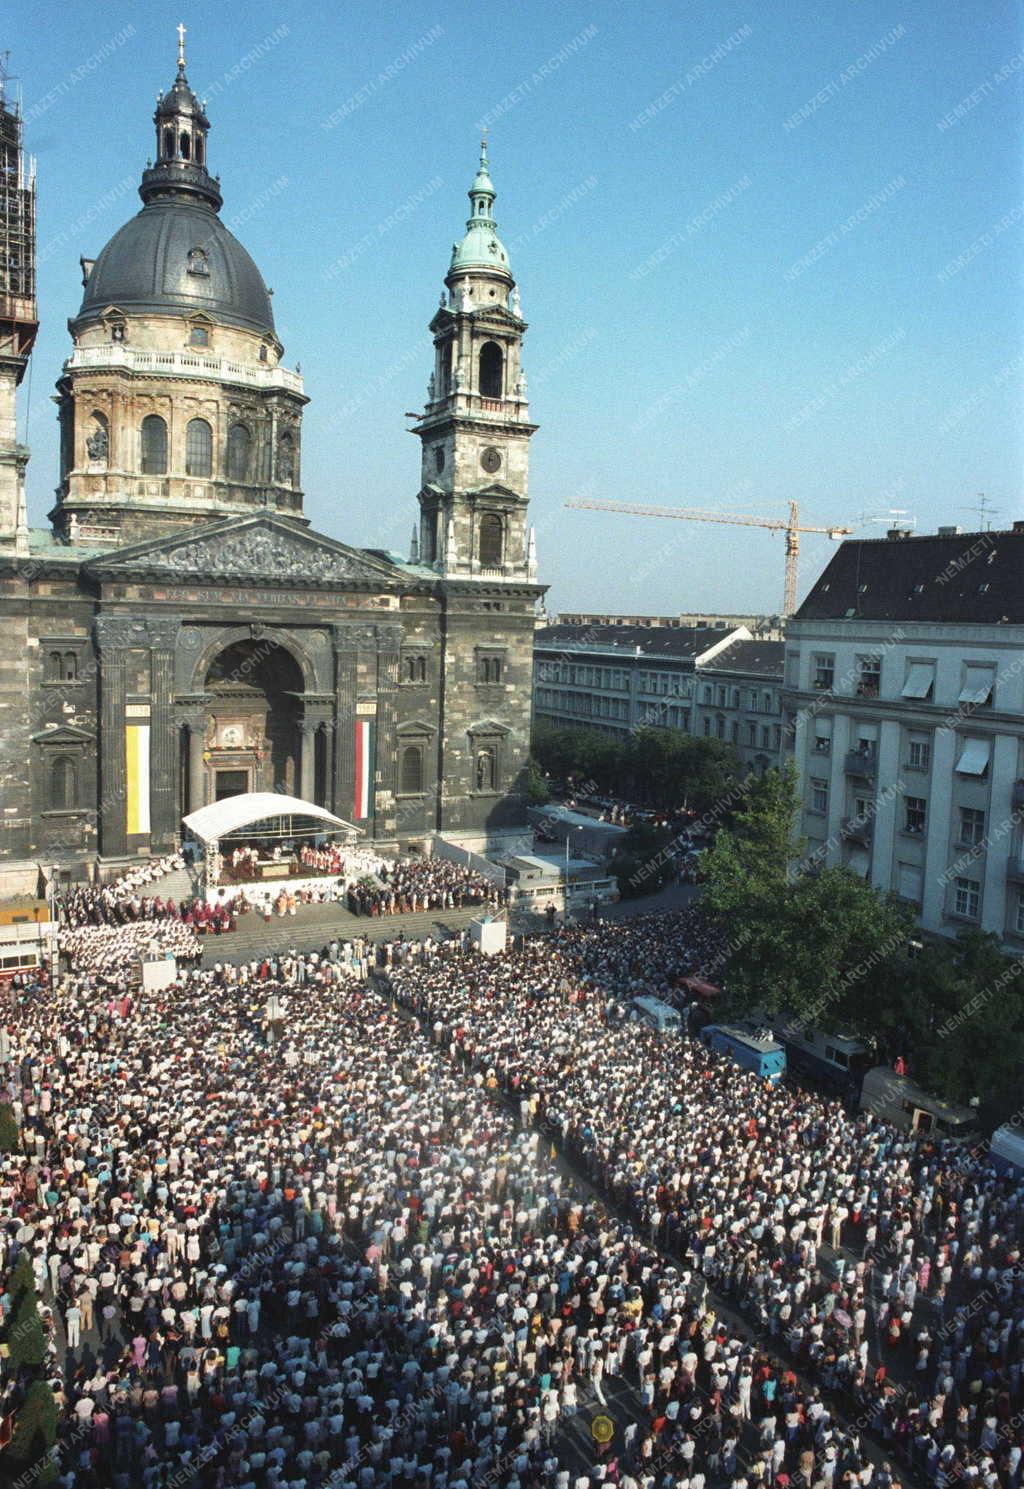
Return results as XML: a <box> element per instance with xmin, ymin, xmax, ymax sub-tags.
<box><xmin>9</xmin><ymin>0</ymin><xmax>1023</xmax><ymax>615</ymax></box>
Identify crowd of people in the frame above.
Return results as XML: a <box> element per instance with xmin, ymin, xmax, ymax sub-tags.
<box><xmin>346</xmin><ymin>859</ymin><xmax>506</xmax><ymax>918</ymax></box>
<box><xmin>0</xmin><ymin>905</ymin><xmax>1021</xmax><ymax>1489</ymax></box>
<box><xmin>54</xmin><ymin>855</ymin><xmax>187</xmax><ymax>929</ymax></box>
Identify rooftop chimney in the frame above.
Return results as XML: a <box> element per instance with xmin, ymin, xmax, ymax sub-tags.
<box><xmin>937</xmin><ymin>525</ymin><xmax>962</xmax><ymax>536</ymax></box>
<box><xmin>886</xmin><ymin>528</ymin><xmax>910</xmax><ymax>540</ymax></box>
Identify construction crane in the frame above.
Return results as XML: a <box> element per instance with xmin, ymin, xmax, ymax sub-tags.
<box><xmin>564</xmin><ymin>497</ymin><xmax>854</xmax><ymax>617</ymax></box>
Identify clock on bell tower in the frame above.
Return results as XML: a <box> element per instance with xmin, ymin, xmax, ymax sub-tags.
<box><xmin>411</xmin><ymin>141</ymin><xmax>537</xmax><ymax>579</ymax></box>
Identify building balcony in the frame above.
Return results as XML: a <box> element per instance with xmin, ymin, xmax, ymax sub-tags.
<box><xmin>841</xmin><ymin>817</ymin><xmax>873</xmax><ymax>846</ymax></box>
<box><xmin>844</xmin><ymin>749</ymin><xmax>878</xmax><ymax>777</ymax></box>
<box><xmin>64</xmin><ymin>345</ymin><xmax>305</xmax><ymax>395</ymax></box>
<box><xmin>855</xmin><ymin>681</ymin><xmax>880</xmax><ymax>699</ymax></box>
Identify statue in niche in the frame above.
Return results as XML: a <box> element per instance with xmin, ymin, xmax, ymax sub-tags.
<box><xmin>86</xmin><ymin>426</ymin><xmax>108</xmax><ymax>461</ymax></box>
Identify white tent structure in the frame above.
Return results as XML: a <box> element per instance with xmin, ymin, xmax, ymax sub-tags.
<box><xmin>182</xmin><ymin>792</ymin><xmax>360</xmax><ymax>890</ymax></box>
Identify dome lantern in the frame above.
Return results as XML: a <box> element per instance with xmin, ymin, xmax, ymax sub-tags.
<box><xmin>141</xmin><ymin>22</ymin><xmax>220</xmax><ymax>212</ymax></box>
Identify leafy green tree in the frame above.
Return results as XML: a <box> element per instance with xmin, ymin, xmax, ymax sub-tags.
<box><xmin>5</xmin><ymin>1251</ymin><xmax>46</xmax><ymax>1370</ymax></box>
<box><xmin>7</xmin><ymin>1379</ymin><xmax>59</xmax><ymax>1484</ymax></box>
<box><xmin>703</xmin><ymin>764</ymin><xmax>798</xmax><ymax>917</ymax></box>
<box><xmin>704</xmin><ymin>765</ymin><xmax>914</xmax><ymax>1030</ymax></box>
<box><xmin>611</xmin><ymin>821</ymin><xmax>675</xmax><ymax>898</ymax></box>
<box><xmin>0</xmin><ymin>1101</ymin><xmax>19</xmax><ymax>1154</ymax></box>
<box><xmin>907</xmin><ymin>931</ymin><xmax>1024</xmax><ymax>1122</ymax></box>
<box><xmin>522</xmin><ymin>758</ymin><xmax>550</xmax><ymax>805</ymax></box>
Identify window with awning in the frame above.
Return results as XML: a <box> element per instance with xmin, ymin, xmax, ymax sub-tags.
<box><xmin>902</xmin><ymin>663</ymin><xmax>935</xmax><ymax>700</ymax></box>
<box><xmin>955</xmin><ymin>738</ymin><xmax>991</xmax><ymax>776</ymax></box>
<box><xmin>958</xmin><ymin>665</ymin><xmax>994</xmax><ymax>707</ymax></box>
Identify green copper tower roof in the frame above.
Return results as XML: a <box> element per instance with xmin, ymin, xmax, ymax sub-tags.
<box><xmin>449</xmin><ymin>138</ymin><xmax>512</xmax><ymax>278</ymax></box>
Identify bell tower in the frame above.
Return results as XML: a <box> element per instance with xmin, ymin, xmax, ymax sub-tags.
<box><xmin>412</xmin><ymin>141</ymin><xmax>537</xmax><ymax>580</ymax></box>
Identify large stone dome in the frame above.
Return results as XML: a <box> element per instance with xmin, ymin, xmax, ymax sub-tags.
<box><xmin>75</xmin><ymin>196</ymin><xmax>275</xmax><ymax>336</ymax></box>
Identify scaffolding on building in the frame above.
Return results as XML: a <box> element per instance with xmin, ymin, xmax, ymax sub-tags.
<box><xmin>0</xmin><ymin>54</ymin><xmax>38</xmax><ymax>372</ymax></box>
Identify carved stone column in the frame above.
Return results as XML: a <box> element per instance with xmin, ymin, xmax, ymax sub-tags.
<box><xmin>178</xmin><ymin>709</ymin><xmax>207</xmax><ymax>816</ymax></box>
<box><xmin>299</xmin><ymin>722</ymin><xmax>316</xmax><ymax>803</ymax></box>
<box><xmin>94</xmin><ymin>617</ymin><xmax>134</xmax><ymax>859</ymax></box>
<box><xmin>374</xmin><ymin>623</ymin><xmax>404</xmax><ymax>838</ymax></box>
<box><xmin>148</xmin><ymin>617</ymin><xmax>179</xmax><ymax>847</ymax></box>
<box><xmin>330</xmin><ymin>624</ymin><xmax>365</xmax><ymax>821</ymax></box>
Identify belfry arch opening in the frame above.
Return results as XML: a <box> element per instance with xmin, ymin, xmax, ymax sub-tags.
<box><xmin>479</xmin><ymin>341</ymin><xmax>503</xmax><ymax>399</ymax></box>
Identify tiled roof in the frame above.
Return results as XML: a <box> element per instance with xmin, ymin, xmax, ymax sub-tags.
<box><xmin>534</xmin><ymin>624</ymin><xmax>725</xmax><ymax>658</ymax></box>
<box><xmin>796</xmin><ymin>529</ymin><xmax>1024</xmax><ymax>624</ymax></box>
<box><xmin>702</xmin><ymin>638</ymin><xmax>785</xmax><ymax>678</ymax></box>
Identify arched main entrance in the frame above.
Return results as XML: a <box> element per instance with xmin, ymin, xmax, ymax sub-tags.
<box><xmin>200</xmin><ymin>638</ymin><xmax>305</xmax><ymax>803</ymax></box>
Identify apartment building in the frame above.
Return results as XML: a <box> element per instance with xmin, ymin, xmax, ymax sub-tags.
<box><xmin>533</xmin><ymin>623</ymin><xmax>784</xmax><ymax>774</ymax></box>
<box><xmin>783</xmin><ymin>524</ymin><xmax>1024</xmax><ymax>948</ymax></box>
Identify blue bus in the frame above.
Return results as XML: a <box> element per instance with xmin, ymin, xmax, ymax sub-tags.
<box><xmin>700</xmin><ymin>1024</ymin><xmax>787</xmax><ymax>1084</ymax></box>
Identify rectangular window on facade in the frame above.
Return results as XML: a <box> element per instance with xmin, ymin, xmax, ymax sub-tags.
<box><xmin>730</xmin><ymin>720</ymin><xmax>739</xmax><ymax>742</ymax></box>
<box><xmin>897</xmin><ymin>862</ymin><xmax>923</xmax><ymax>904</ymax></box>
<box><xmin>1016</xmin><ymin>892</ymin><xmax>1024</xmax><ymax>935</ymax></box>
<box><xmin>761</xmin><ymin>725</ymin><xmax>771</xmax><ymax>747</ymax></box>
<box><xmin>958</xmin><ymin>664</ymin><xmax>994</xmax><ymax>708</ymax></box>
<box><xmin>908</xmin><ymin>737</ymin><xmax>931</xmax><ymax>771</ymax></box>
<box><xmin>747</xmin><ymin>721</ymin><xmax>757</xmax><ymax>744</ymax></box>
<box><xmin>813</xmin><ymin>731</ymin><xmax>831</xmax><ymax>754</ymax></box>
<box><xmin>904</xmin><ymin>796</ymin><xmax>926</xmax><ymax>834</ymax></box>
<box><xmin>959</xmin><ymin>807</ymin><xmax>985</xmax><ymax>846</ymax></box>
<box><xmin>703</xmin><ymin>718</ymin><xmax>711</xmax><ymax>736</ymax></box>
<box><xmin>812</xmin><ymin>655</ymin><xmax>834</xmax><ymax>690</ymax></box>
<box><xmin>902</xmin><ymin>662</ymin><xmax>935</xmax><ymax>700</ymax></box>
<box><xmin>856</xmin><ymin>656</ymin><xmax>881</xmax><ymax>697</ymax></box>
<box><xmin>955</xmin><ymin>738</ymin><xmax>991</xmax><ymax>776</ymax></box>
<box><xmin>954</xmin><ymin>877</ymin><xmax>981</xmax><ymax>920</ymax></box>
<box><xmin>811</xmin><ymin>778</ymin><xmax>828</xmax><ymax>813</ymax></box>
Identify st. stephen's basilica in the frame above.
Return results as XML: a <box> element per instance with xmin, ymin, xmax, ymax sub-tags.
<box><xmin>0</xmin><ymin>32</ymin><xmax>544</xmax><ymax>890</ymax></box>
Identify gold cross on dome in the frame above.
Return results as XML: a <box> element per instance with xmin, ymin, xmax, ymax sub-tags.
<box><xmin>177</xmin><ymin>22</ymin><xmax>187</xmax><ymax>69</ymax></box>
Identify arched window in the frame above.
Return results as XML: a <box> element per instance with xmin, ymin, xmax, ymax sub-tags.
<box><xmin>189</xmin><ymin>324</ymin><xmax>209</xmax><ymax>347</ymax></box>
<box><xmin>140</xmin><ymin>415</ymin><xmax>168</xmax><ymax>475</ymax></box>
<box><xmin>163</xmin><ymin>127</ymin><xmax>174</xmax><ymax>158</ymax></box>
<box><xmin>63</xmin><ymin>652</ymin><xmax>78</xmax><ymax>682</ymax></box>
<box><xmin>400</xmin><ymin>744</ymin><xmax>423</xmax><ymax>795</ymax></box>
<box><xmin>476</xmin><ymin>748</ymin><xmax>496</xmax><ymax>792</ymax></box>
<box><xmin>180</xmin><ymin>131</ymin><xmax>191</xmax><ymax>160</ymax></box>
<box><xmin>47</xmin><ymin>651</ymin><xmax>63</xmax><ymax>681</ymax></box>
<box><xmin>195</xmin><ymin>134</ymin><xmax>205</xmax><ymax>165</ymax></box>
<box><xmin>478</xmin><ymin>514</ymin><xmax>503</xmax><ymax>567</ymax></box>
<box><xmin>227</xmin><ymin>424</ymin><xmax>252</xmax><ymax>482</ymax></box>
<box><xmin>187</xmin><ymin>248</ymin><xmax>209</xmax><ymax>277</ymax></box>
<box><xmin>186</xmin><ymin>418</ymin><xmax>213</xmax><ymax>477</ymax></box>
<box><xmin>479</xmin><ymin>341</ymin><xmax>503</xmax><ymax>398</ymax></box>
<box><xmin>50</xmin><ymin>757</ymin><xmax>77</xmax><ymax>810</ymax></box>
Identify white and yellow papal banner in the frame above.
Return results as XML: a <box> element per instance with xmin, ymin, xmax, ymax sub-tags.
<box><xmin>125</xmin><ymin>723</ymin><xmax>151</xmax><ymax>835</ymax></box>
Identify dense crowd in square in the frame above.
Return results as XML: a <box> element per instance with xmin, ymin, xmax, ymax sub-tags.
<box><xmin>0</xmin><ymin>881</ymin><xmax>1020</xmax><ymax>1489</ymax></box>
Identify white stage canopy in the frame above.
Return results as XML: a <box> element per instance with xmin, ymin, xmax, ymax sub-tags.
<box><xmin>183</xmin><ymin>792</ymin><xmax>359</xmax><ymax>846</ymax></box>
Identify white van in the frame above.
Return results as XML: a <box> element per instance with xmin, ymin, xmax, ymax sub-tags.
<box><xmin>630</xmin><ymin>996</ymin><xmax>683</xmax><ymax>1034</ymax></box>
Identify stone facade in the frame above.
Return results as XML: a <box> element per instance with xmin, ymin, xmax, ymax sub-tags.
<box><xmin>0</xmin><ymin>47</ymin><xmax>543</xmax><ymax>891</ymax></box>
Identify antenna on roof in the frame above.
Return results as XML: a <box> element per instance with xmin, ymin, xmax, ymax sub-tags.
<box><xmin>862</xmin><ymin>508</ymin><xmax>917</xmax><ymax>532</ymax></box>
<box><xmin>963</xmin><ymin>493</ymin><xmax>1000</xmax><ymax>531</ymax></box>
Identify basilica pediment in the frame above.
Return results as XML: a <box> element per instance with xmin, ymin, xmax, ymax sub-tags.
<box><xmin>83</xmin><ymin>515</ymin><xmax>405</xmax><ymax>588</ymax></box>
